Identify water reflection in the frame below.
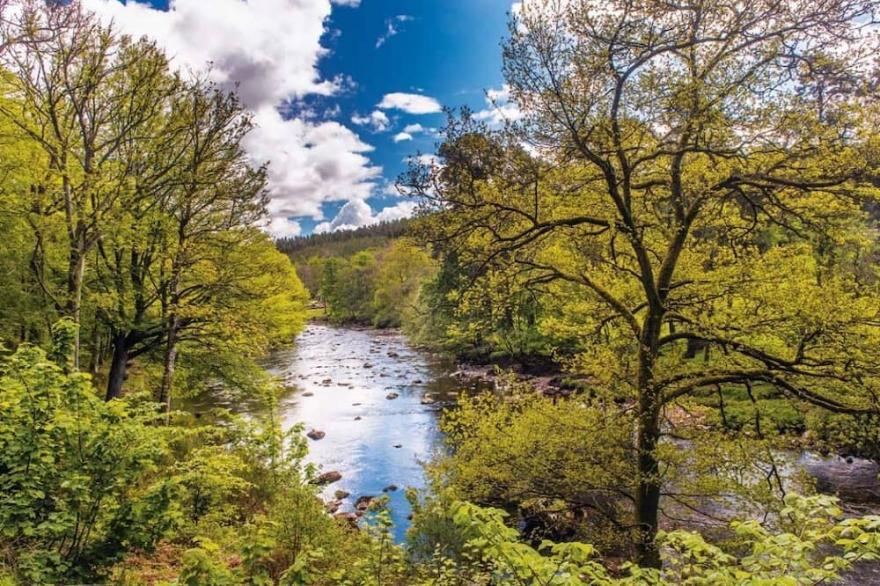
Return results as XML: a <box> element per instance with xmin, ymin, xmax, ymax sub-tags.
<box><xmin>183</xmin><ymin>323</ymin><xmax>458</xmax><ymax>541</ymax></box>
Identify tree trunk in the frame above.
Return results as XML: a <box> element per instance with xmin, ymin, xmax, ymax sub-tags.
<box><xmin>105</xmin><ymin>331</ymin><xmax>129</xmax><ymax>401</ymax></box>
<box><xmin>66</xmin><ymin>245</ymin><xmax>85</xmax><ymax>369</ymax></box>
<box><xmin>89</xmin><ymin>322</ymin><xmax>103</xmax><ymax>375</ymax></box>
<box><xmin>158</xmin><ymin>313</ymin><xmax>179</xmax><ymax>420</ymax></box>
<box><xmin>634</xmin><ymin>312</ymin><xmax>663</xmax><ymax>568</ymax></box>
<box><xmin>634</xmin><ymin>397</ymin><xmax>662</xmax><ymax>568</ymax></box>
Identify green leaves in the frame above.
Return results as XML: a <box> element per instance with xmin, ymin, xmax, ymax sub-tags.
<box><xmin>437</xmin><ymin>495</ymin><xmax>880</xmax><ymax>586</ymax></box>
<box><xmin>0</xmin><ymin>342</ymin><xmax>170</xmax><ymax>582</ymax></box>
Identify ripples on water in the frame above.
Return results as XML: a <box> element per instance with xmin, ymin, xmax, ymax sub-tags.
<box><xmin>182</xmin><ymin>323</ymin><xmax>461</xmax><ymax>541</ymax></box>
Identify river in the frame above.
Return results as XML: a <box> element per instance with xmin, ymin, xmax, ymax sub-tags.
<box><xmin>181</xmin><ymin>322</ymin><xmax>880</xmax><ymax>580</ymax></box>
<box><xmin>183</xmin><ymin>322</ymin><xmax>461</xmax><ymax>541</ymax></box>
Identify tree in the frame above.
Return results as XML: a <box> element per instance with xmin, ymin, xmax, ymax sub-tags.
<box><xmin>0</xmin><ymin>0</ymin><xmax>176</xmax><ymax>368</ymax></box>
<box><xmin>144</xmin><ymin>78</ymin><xmax>268</xmax><ymax>408</ymax></box>
<box><xmin>371</xmin><ymin>238</ymin><xmax>435</xmax><ymax>328</ymax></box>
<box><xmin>404</xmin><ymin>0</ymin><xmax>880</xmax><ymax>567</ymax></box>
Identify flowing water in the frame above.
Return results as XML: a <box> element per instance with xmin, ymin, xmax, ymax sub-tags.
<box><xmin>181</xmin><ymin>322</ymin><xmax>880</xmax><ymax>579</ymax></box>
<box><xmin>182</xmin><ymin>322</ymin><xmax>461</xmax><ymax>541</ymax></box>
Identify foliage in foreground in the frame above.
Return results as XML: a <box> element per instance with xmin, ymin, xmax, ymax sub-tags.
<box><xmin>3</xmin><ymin>340</ymin><xmax>880</xmax><ymax>585</ymax></box>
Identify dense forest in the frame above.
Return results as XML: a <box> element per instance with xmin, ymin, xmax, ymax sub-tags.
<box><xmin>5</xmin><ymin>0</ymin><xmax>880</xmax><ymax>585</ymax></box>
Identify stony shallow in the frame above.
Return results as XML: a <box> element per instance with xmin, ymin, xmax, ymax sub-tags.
<box><xmin>265</xmin><ymin>323</ymin><xmax>459</xmax><ymax>541</ymax></box>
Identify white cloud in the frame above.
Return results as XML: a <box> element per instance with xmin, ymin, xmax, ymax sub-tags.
<box><xmin>351</xmin><ymin>109</ymin><xmax>390</xmax><ymax>132</ymax></box>
<box><xmin>314</xmin><ymin>199</ymin><xmax>417</xmax><ymax>233</ymax></box>
<box><xmin>403</xmin><ymin>123</ymin><xmax>425</xmax><ymax>133</ymax></box>
<box><xmin>83</xmin><ymin>0</ymin><xmax>342</xmax><ymax>109</ymax></box>
<box><xmin>393</xmin><ymin>132</ymin><xmax>413</xmax><ymax>142</ymax></box>
<box><xmin>375</xmin><ymin>14</ymin><xmax>412</xmax><ymax>48</ymax></box>
<box><xmin>82</xmin><ymin>0</ymin><xmax>382</xmax><ymax>227</ymax></box>
<box><xmin>251</xmin><ymin>107</ymin><xmax>382</xmax><ymax>221</ymax></box>
<box><xmin>376</xmin><ymin>200</ymin><xmax>417</xmax><ymax>222</ymax></box>
<box><xmin>377</xmin><ymin>92</ymin><xmax>442</xmax><ymax>114</ymax></box>
<box><xmin>415</xmin><ymin>154</ymin><xmax>441</xmax><ymax>167</ymax></box>
<box><xmin>474</xmin><ymin>84</ymin><xmax>524</xmax><ymax>127</ymax></box>
<box><xmin>265</xmin><ymin>216</ymin><xmax>303</xmax><ymax>238</ymax></box>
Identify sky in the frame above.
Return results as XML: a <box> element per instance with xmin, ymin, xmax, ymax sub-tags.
<box><xmin>81</xmin><ymin>0</ymin><xmax>520</xmax><ymax>237</ymax></box>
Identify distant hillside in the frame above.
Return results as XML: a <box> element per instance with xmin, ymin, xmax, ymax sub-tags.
<box><xmin>276</xmin><ymin>218</ymin><xmax>411</xmax><ymax>263</ymax></box>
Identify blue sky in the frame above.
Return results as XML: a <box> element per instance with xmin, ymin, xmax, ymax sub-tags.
<box><xmin>85</xmin><ymin>0</ymin><xmax>517</xmax><ymax>236</ymax></box>
<box><xmin>310</xmin><ymin>0</ymin><xmax>510</xmax><ymax>234</ymax></box>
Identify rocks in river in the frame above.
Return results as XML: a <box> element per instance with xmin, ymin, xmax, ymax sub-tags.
<box><xmin>387</xmin><ymin>351</ymin><xmax>400</xmax><ymax>358</ymax></box>
<box><xmin>413</xmin><ymin>379</ymin><xmax>423</xmax><ymax>384</ymax></box>
<box><xmin>420</xmin><ymin>395</ymin><xmax>436</xmax><ymax>405</ymax></box>
<box><xmin>307</xmin><ymin>429</ymin><xmax>326</xmax><ymax>441</ymax></box>
<box><xmin>334</xmin><ymin>489</ymin><xmax>350</xmax><ymax>500</ymax></box>
<box><xmin>354</xmin><ymin>416</ymin><xmax>362</xmax><ymax>421</ymax></box>
<box><xmin>302</xmin><ymin>391</ymin><xmax>314</xmax><ymax>397</ymax></box>
<box><xmin>363</xmin><ymin>363</ymin><xmax>373</xmax><ymax>369</ymax></box>
<box><xmin>355</xmin><ymin>495</ymin><xmax>375</xmax><ymax>512</ymax></box>
<box><xmin>382</xmin><ymin>484</ymin><xmax>398</xmax><ymax>493</ymax></box>
<box><xmin>386</xmin><ymin>392</ymin><xmax>399</xmax><ymax>400</ymax></box>
<box><xmin>325</xmin><ymin>500</ymin><xmax>342</xmax><ymax>514</ymax></box>
<box><xmin>352</xmin><ymin>402</ymin><xmax>362</xmax><ymax>406</ymax></box>
<box><xmin>393</xmin><ymin>444</ymin><xmax>402</xmax><ymax>449</ymax></box>
<box><xmin>321</xmin><ymin>378</ymin><xmax>333</xmax><ymax>385</ymax></box>
<box><xmin>314</xmin><ymin>471</ymin><xmax>342</xmax><ymax>485</ymax></box>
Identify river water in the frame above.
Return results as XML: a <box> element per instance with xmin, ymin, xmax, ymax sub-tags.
<box><xmin>181</xmin><ymin>323</ymin><xmax>880</xmax><ymax>579</ymax></box>
<box><xmin>266</xmin><ymin>323</ymin><xmax>459</xmax><ymax>540</ymax></box>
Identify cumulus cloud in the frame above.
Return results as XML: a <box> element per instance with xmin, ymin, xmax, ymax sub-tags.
<box><xmin>265</xmin><ymin>216</ymin><xmax>303</xmax><ymax>238</ymax></box>
<box><xmin>414</xmin><ymin>154</ymin><xmax>441</xmax><ymax>167</ymax></box>
<box><xmin>395</xmin><ymin>123</ymin><xmax>435</xmax><ymax>142</ymax></box>
<box><xmin>474</xmin><ymin>84</ymin><xmax>524</xmax><ymax>127</ymax></box>
<box><xmin>314</xmin><ymin>199</ymin><xmax>417</xmax><ymax>233</ymax></box>
<box><xmin>250</xmin><ymin>107</ymin><xmax>382</xmax><ymax>219</ymax></box>
<box><xmin>82</xmin><ymin>0</ymin><xmax>383</xmax><ymax>238</ymax></box>
<box><xmin>377</xmin><ymin>92</ymin><xmax>442</xmax><ymax>114</ymax></box>
<box><xmin>351</xmin><ymin>109</ymin><xmax>390</xmax><ymax>132</ymax></box>
<box><xmin>83</xmin><ymin>0</ymin><xmax>343</xmax><ymax>109</ymax></box>
<box><xmin>375</xmin><ymin>14</ymin><xmax>412</xmax><ymax>49</ymax></box>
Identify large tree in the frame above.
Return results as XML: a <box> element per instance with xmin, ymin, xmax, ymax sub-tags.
<box><xmin>405</xmin><ymin>0</ymin><xmax>880</xmax><ymax>567</ymax></box>
<box><xmin>0</xmin><ymin>0</ymin><xmax>174</xmax><ymax>367</ymax></box>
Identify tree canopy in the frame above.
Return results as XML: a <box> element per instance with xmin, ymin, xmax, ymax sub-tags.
<box><xmin>402</xmin><ymin>0</ymin><xmax>880</xmax><ymax>566</ymax></box>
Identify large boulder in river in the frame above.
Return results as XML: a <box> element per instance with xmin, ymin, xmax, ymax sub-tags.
<box><xmin>386</xmin><ymin>392</ymin><xmax>399</xmax><ymax>400</ymax></box>
<box><xmin>314</xmin><ymin>471</ymin><xmax>342</xmax><ymax>485</ymax></box>
<box><xmin>355</xmin><ymin>495</ymin><xmax>375</xmax><ymax>512</ymax></box>
<box><xmin>307</xmin><ymin>429</ymin><xmax>326</xmax><ymax>441</ymax></box>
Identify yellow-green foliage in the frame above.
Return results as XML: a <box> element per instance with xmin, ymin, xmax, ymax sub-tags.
<box><xmin>0</xmin><ymin>340</ymin><xmax>348</xmax><ymax>585</ymax></box>
<box><xmin>316</xmin><ymin>238</ymin><xmax>437</xmax><ymax>330</ymax></box>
